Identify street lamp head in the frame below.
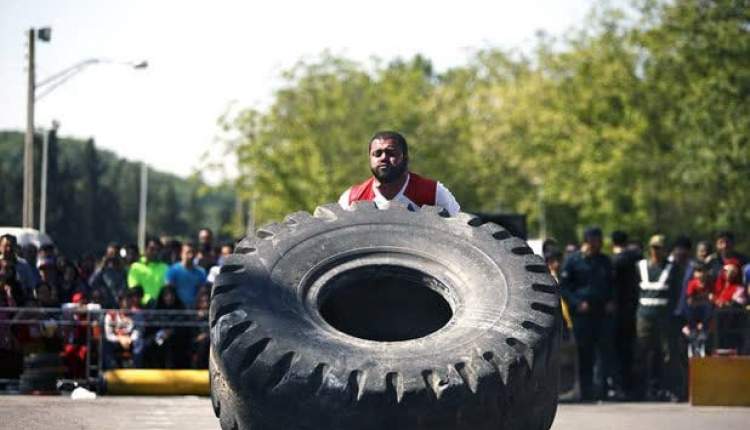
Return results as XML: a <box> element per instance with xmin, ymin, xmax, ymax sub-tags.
<box><xmin>133</xmin><ymin>60</ymin><xmax>148</xmax><ymax>69</ymax></box>
<box><xmin>37</xmin><ymin>27</ymin><xmax>52</xmax><ymax>42</ymax></box>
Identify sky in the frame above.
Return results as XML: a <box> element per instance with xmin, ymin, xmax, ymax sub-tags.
<box><xmin>0</xmin><ymin>0</ymin><xmax>610</xmax><ymax>181</ymax></box>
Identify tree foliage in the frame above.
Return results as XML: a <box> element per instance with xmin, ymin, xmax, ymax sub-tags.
<box><xmin>224</xmin><ymin>0</ymin><xmax>750</xmax><ymax>248</ymax></box>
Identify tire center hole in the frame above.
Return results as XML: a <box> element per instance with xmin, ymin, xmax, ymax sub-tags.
<box><xmin>318</xmin><ymin>265</ymin><xmax>453</xmax><ymax>342</ymax></box>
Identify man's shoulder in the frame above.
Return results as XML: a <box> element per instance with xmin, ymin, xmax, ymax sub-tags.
<box><xmin>612</xmin><ymin>250</ymin><xmax>637</xmax><ymax>267</ymax></box>
<box><xmin>167</xmin><ymin>262</ymin><xmax>182</xmax><ymax>272</ymax></box>
<box><xmin>345</xmin><ymin>177</ymin><xmax>376</xmax><ymax>203</ymax></box>
<box><xmin>563</xmin><ymin>251</ymin><xmax>585</xmax><ymax>267</ymax></box>
<box><xmin>15</xmin><ymin>256</ymin><xmax>31</xmax><ymax>266</ymax></box>
<box><xmin>129</xmin><ymin>260</ymin><xmax>147</xmax><ymax>270</ymax></box>
<box><xmin>706</xmin><ymin>253</ymin><xmax>722</xmax><ymax>267</ymax></box>
<box><xmin>620</xmin><ymin>249</ymin><xmax>642</xmax><ymax>263</ymax></box>
<box><xmin>408</xmin><ymin>171</ymin><xmax>438</xmax><ymax>184</ymax></box>
<box><xmin>138</xmin><ymin>260</ymin><xmax>168</xmax><ymax>272</ymax></box>
<box><xmin>128</xmin><ymin>262</ymin><xmax>148</xmax><ymax>280</ymax></box>
<box><xmin>348</xmin><ymin>176</ymin><xmax>375</xmax><ymax>191</ymax></box>
<box><xmin>14</xmin><ymin>257</ymin><xmax>34</xmax><ymax>274</ymax></box>
<box><xmin>151</xmin><ymin>261</ymin><xmax>169</xmax><ymax>270</ymax></box>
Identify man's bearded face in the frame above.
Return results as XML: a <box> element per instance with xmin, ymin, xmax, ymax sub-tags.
<box><xmin>369</xmin><ymin>138</ymin><xmax>408</xmax><ymax>184</ymax></box>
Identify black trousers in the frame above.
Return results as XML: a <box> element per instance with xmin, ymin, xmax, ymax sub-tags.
<box><xmin>572</xmin><ymin>311</ymin><xmax>617</xmax><ymax>401</ymax></box>
<box><xmin>634</xmin><ymin>315</ymin><xmax>686</xmax><ymax>399</ymax></box>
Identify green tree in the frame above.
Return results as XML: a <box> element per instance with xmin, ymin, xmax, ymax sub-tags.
<box><xmin>635</xmin><ymin>0</ymin><xmax>750</xmax><ymax>239</ymax></box>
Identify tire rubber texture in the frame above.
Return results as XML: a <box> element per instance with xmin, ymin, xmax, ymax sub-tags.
<box><xmin>210</xmin><ymin>203</ymin><xmax>560</xmax><ymax>430</ymax></box>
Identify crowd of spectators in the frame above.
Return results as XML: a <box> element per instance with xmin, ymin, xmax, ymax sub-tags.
<box><xmin>546</xmin><ymin>229</ymin><xmax>750</xmax><ymax>403</ymax></box>
<box><xmin>0</xmin><ymin>228</ymin><xmax>232</xmax><ymax>381</ymax></box>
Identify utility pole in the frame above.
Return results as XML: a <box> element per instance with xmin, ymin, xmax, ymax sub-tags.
<box><xmin>22</xmin><ymin>27</ymin><xmax>51</xmax><ymax>229</ymax></box>
<box><xmin>23</xmin><ymin>29</ymin><xmax>35</xmax><ymax>228</ymax></box>
<box><xmin>138</xmin><ymin>162</ymin><xmax>148</xmax><ymax>252</ymax></box>
<box><xmin>39</xmin><ymin>121</ymin><xmax>59</xmax><ymax>234</ymax></box>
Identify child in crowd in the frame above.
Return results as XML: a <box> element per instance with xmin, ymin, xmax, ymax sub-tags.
<box><xmin>104</xmin><ymin>289</ymin><xmax>144</xmax><ymax>369</ymax></box>
<box><xmin>683</xmin><ymin>264</ymin><xmax>712</xmax><ymax>357</ymax></box>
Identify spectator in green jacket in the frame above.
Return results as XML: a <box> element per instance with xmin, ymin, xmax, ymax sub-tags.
<box><xmin>127</xmin><ymin>238</ymin><xmax>168</xmax><ymax>306</ymax></box>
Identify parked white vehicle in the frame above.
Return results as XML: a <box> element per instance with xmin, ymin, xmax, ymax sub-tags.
<box><xmin>0</xmin><ymin>227</ymin><xmax>54</xmax><ymax>248</ymax></box>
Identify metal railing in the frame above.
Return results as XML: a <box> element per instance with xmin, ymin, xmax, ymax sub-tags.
<box><xmin>709</xmin><ymin>306</ymin><xmax>750</xmax><ymax>355</ymax></box>
<box><xmin>0</xmin><ymin>305</ymin><xmax>208</xmax><ymax>392</ymax></box>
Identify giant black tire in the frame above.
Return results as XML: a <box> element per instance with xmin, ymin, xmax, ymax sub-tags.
<box><xmin>210</xmin><ymin>203</ymin><xmax>560</xmax><ymax>430</ymax></box>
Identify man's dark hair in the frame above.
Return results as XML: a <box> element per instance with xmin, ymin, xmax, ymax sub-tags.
<box><xmin>146</xmin><ymin>237</ymin><xmax>162</xmax><ymax>248</ymax></box>
<box><xmin>611</xmin><ymin>230</ymin><xmax>628</xmax><ymax>247</ymax></box>
<box><xmin>128</xmin><ymin>286</ymin><xmax>144</xmax><ymax>299</ymax></box>
<box><xmin>542</xmin><ymin>238</ymin><xmax>559</xmax><ymax>256</ymax></box>
<box><xmin>544</xmin><ymin>249</ymin><xmax>563</xmax><ymax>264</ymax></box>
<box><xmin>716</xmin><ymin>231</ymin><xmax>735</xmax><ymax>242</ymax></box>
<box><xmin>693</xmin><ymin>262</ymin><xmax>707</xmax><ymax>273</ymax></box>
<box><xmin>0</xmin><ymin>234</ymin><xmax>17</xmax><ymax>247</ymax></box>
<box><xmin>673</xmin><ymin>235</ymin><xmax>692</xmax><ymax>250</ymax></box>
<box><xmin>369</xmin><ymin>131</ymin><xmax>408</xmax><ymax>157</ymax></box>
<box><xmin>199</xmin><ymin>227</ymin><xmax>213</xmax><ymax>236</ymax></box>
<box><xmin>583</xmin><ymin>226</ymin><xmax>603</xmax><ymax>241</ymax></box>
<box><xmin>696</xmin><ymin>240</ymin><xmax>712</xmax><ymax>252</ymax></box>
<box><xmin>165</xmin><ymin>238</ymin><xmax>182</xmax><ymax>248</ymax></box>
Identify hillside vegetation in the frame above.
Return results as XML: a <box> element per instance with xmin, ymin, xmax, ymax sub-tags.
<box><xmin>0</xmin><ymin>130</ymin><xmax>237</xmax><ymax>256</ymax></box>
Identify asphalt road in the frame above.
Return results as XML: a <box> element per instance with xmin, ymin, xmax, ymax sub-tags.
<box><xmin>1</xmin><ymin>396</ymin><xmax>748</xmax><ymax>430</ymax></box>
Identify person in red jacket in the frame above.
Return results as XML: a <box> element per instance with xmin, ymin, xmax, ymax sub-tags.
<box><xmin>338</xmin><ymin>131</ymin><xmax>460</xmax><ymax>215</ymax></box>
<box><xmin>713</xmin><ymin>258</ymin><xmax>747</xmax><ymax>352</ymax></box>
<box><xmin>714</xmin><ymin>258</ymin><xmax>747</xmax><ymax>307</ymax></box>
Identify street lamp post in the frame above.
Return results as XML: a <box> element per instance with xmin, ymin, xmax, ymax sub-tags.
<box><xmin>23</xmin><ymin>26</ymin><xmax>147</xmax><ymax>231</ymax></box>
<box><xmin>22</xmin><ymin>27</ymin><xmax>51</xmax><ymax>228</ymax></box>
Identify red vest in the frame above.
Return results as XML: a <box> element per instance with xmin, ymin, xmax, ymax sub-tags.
<box><xmin>348</xmin><ymin>172</ymin><xmax>437</xmax><ymax>207</ymax></box>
